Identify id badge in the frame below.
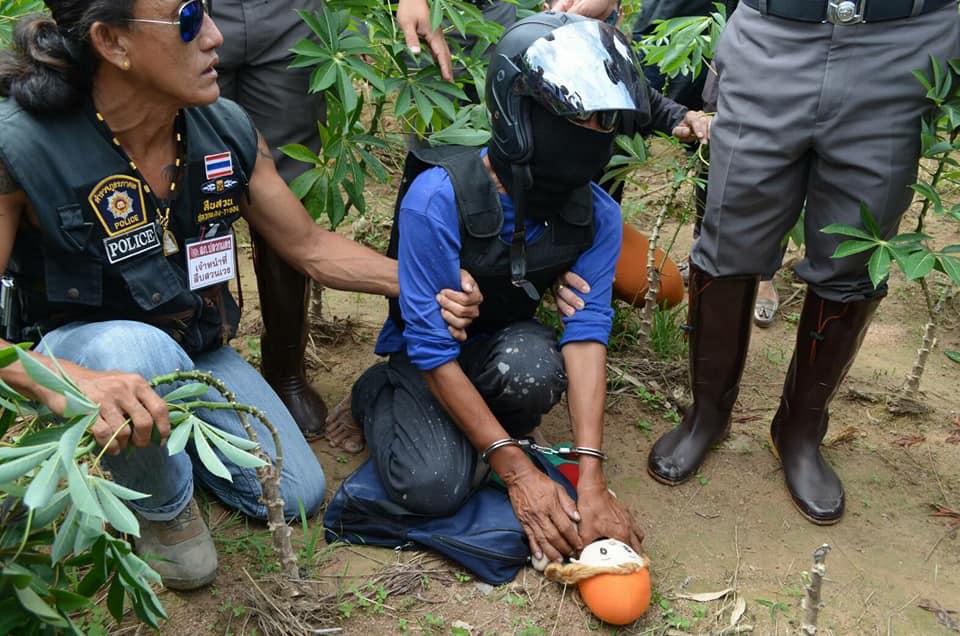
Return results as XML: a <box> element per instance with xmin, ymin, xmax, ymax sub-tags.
<box><xmin>186</xmin><ymin>232</ymin><xmax>237</xmax><ymax>291</ymax></box>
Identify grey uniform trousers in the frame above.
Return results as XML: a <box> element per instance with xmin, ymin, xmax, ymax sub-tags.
<box><xmin>352</xmin><ymin>321</ymin><xmax>567</xmax><ymax>516</ymax></box>
<box><xmin>692</xmin><ymin>3</ymin><xmax>960</xmax><ymax>302</ymax></box>
<box><xmin>212</xmin><ymin>0</ymin><xmax>324</xmax><ymax>182</ymax></box>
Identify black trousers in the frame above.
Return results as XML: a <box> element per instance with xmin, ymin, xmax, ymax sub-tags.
<box><xmin>351</xmin><ymin>321</ymin><xmax>566</xmax><ymax>516</ymax></box>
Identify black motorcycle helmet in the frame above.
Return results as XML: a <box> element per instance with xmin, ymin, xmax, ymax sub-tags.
<box><xmin>485</xmin><ymin>12</ymin><xmax>652</xmax><ymax>164</ymax></box>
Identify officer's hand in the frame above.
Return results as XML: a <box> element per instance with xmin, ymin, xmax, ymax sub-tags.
<box><xmin>504</xmin><ymin>462</ymin><xmax>583</xmax><ymax>562</ymax></box>
<box><xmin>576</xmin><ymin>474</ymin><xmax>645</xmax><ymax>553</ymax></box>
<box><xmin>396</xmin><ymin>0</ymin><xmax>454</xmax><ymax>82</ymax></box>
<box><xmin>48</xmin><ymin>367</ymin><xmax>171</xmax><ymax>455</ymax></box>
<box><xmin>672</xmin><ymin>110</ymin><xmax>712</xmax><ymax>144</ymax></box>
<box><xmin>438</xmin><ymin>270</ymin><xmax>484</xmax><ymax>341</ymax></box>
<box><xmin>553</xmin><ymin>270</ymin><xmax>589</xmax><ymax>317</ymax></box>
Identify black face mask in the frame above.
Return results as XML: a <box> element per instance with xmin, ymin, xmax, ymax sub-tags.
<box><xmin>490</xmin><ymin>102</ymin><xmax>616</xmax><ymax>221</ymax></box>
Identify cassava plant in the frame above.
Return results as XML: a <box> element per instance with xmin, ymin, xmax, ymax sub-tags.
<box><xmin>284</xmin><ymin>0</ymin><xmax>502</xmax><ymax>229</ymax></box>
<box><xmin>0</xmin><ymin>345</ymin><xmax>293</xmax><ymax>633</ymax></box>
<box><xmin>821</xmin><ymin>56</ymin><xmax>960</xmax><ymax>413</ymax></box>
<box><xmin>0</xmin><ymin>0</ymin><xmax>44</xmax><ymax>46</ymax></box>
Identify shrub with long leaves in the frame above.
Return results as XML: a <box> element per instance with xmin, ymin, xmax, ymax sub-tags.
<box><xmin>0</xmin><ymin>345</ymin><xmax>275</xmax><ymax>633</ymax></box>
<box><xmin>821</xmin><ymin>56</ymin><xmax>960</xmax><ymax>410</ymax></box>
<box><xmin>284</xmin><ymin>0</ymin><xmax>502</xmax><ymax>227</ymax></box>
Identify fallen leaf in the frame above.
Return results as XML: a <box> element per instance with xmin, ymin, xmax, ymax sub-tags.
<box><xmin>825</xmin><ymin>426</ymin><xmax>863</xmax><ymax>447</ymax></box>
<box><xmin>671</xmin><ymin>588</ymin><xmax>734</xmax><ymax>602</ymax></box>
<box><xmin>730</xmin><ymin>596</ymin><xmax>747</xmax><ymax>627</ymax></box>
<box><xmin>893</xmin><ymin>433</ymin><xmax>926</xmax><ymax>448</ymax></box>
<box><xmin>918</xmin><ymin>599</ymin><xmax>960</xmax><ymax>632</ymax></box>
<box><xmin>946</xmin><ymin>417</ymin><xmax>960</xmax><ymax>445</ymax></box>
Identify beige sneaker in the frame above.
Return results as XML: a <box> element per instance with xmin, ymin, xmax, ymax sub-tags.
<box><xmin>135</xmin><ymin>498</ymin><xmax>218</xmax><ymax>591</ymax></box>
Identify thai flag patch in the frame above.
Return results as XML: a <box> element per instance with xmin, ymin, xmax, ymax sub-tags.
<box><xmin>204</xmin><ymin>152</ymin><xmax>233</xmax><ymax>179</ymax></box>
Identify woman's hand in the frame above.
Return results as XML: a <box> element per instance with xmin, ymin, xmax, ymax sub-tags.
<box><xmin>576</xmin><ymin>475</ymin><xmax>645</xmax><ymax>553</ymax></box>
<box><xmin>437</xmin><ymin>269</ymin><xmax>484</xmax><ymax>341</ymax></box>
<box><xmin>553</xmin><ymin>271</ymin><xmax>590</xmax><ymax>318</ymax></box>
<box><xmin>504</xmin><ymin>461</ymin><xmax>583</xmax><ymax>562</ymax></box>
<box><xmin>672</xmin><ymin>110</ymin><xmax>713</xmax><ymax>144</ymax></box>
<box><xmin>41</xmin><ymin>366</ymin><xmax>171</xmax><ymax>455</ymax></box>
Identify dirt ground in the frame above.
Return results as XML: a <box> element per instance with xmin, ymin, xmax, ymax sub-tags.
<box><xmin>149</xmin><ymin>147</ymin><xmax>960</xmax><ymax>636</ymax></box>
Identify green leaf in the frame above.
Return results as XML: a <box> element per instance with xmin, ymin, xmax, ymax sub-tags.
<box><xmin>162</xmin><ymin>383</ymin><xmax>210</xmax><ymax>403</ymax></box>
<box><xmin>831</xmin><ymin>239</ymin><xmax>878</xmax><ymax>259</ymax></box>
<box><xmin>32</xmin><ymin>490</ymin><xmax>69</xmax><ymax>528</ymax></box>
<box><xmin>51</xmin><ymin>506</ymin><xmax>79</xmax><ymax>562</ymax></box>
<box><xmin>0</xmin><ymin>448</ymin><xmax>50</xmax><ymax>483</ymax></box>
<box><xmin>0</xmin><ymin>442</ymin><xmax>57</xmax><ymax>460</ymax></box>
<box><xmin>93</xmin><ymin>479</ymin><xmax>140</xmax><ymax>537</ymax></box>
<box><xmin>0</xmin><ymin>342</ymin><xmax>30</xmax><ymax>369</ymax></box>
<box><xmin>938</xmin><ymin>254</ymin><xmax>960</xmax><ymax>285</ymax></box>
<box><xmin>867</xmin><ymin>246</ymin><xmax>892</xmax><ymax>289</ymax></box>
<box><xmin>23</xmin><ymin>455</ymin><xmax>61</xmax><ymax>510</ymax></box>
<box><xmin>165</xmin><ymin>416</ymin><xmax>194</xmax><ymax>455</ymax></box>
<box><xmin>279</xmin><ymin>143</ymin><xmax>320</xmax><ymax>165</ymax></box>
<box><xmin>903</xmin><ymin>250</ymin><xmax>936</xmax><ymax>280</ymax></box>
<box><xmin>98</xmin><ymin>478</ymin><xmax>150</xmax><ymax>501</ymax></box>
<box><xmin>859</xmin><ymin>202</ymin><xmax>882</xmax><ymax>238</ymax></box>
<box><xmin>945</xmin><ymin>351</ymin><xmax>960</xmax><ymax>364</ymax></box>
<box><xmin>202</xmin><ymin>426</ymin><xmax>267</xmax><ymax>470</ymax></box>
<box><xmin>63</xmin><ymin>460</ymin><xmax>103</xmax><ymax>520</ymax></box>
<box><xmin>309</xmin><ymin>61</ymin><xmax>339</xmax><ymax>92</ymax></box>
<box><xmin>14</xmin><ymin>585</ymin><xmax>67</xmax><ymax>627</ymax></box>
<box><xmin>820</xmin><ymin>223</ymin><xmax>875</xmax><ymax>240</ymax></box>
<box><xmin>107</xmin><ymin>575</ymin><xmax>125</xmax><ymax>621</ymax></box>
<box><xmin>49</xmin><ymin>589</ymin><xmax>90</xmax><ymax>613</ymax></box>
<box><xmin>289</xmin><ymin>168</ymin><xmax>323</xmax><ymax>200</ymax></box>
<box><xmin>14</xmin><ymin>348</ymin><xmax>74</xmax><ymax>396</ymax></box>
<box><xmin>2</xmin><ymin>563</ymin><xmax>36</xmax><ymax>588</ymax></box>
<box><xmin>192</xmin><ymin>425</ymin><xmax>233</xmax><ymax>481</ymax></box>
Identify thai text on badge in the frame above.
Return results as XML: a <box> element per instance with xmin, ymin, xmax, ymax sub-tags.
<box><xmin>187</xmin><ymin>233</ymin><xmax>236</xmax><ymax>291</ymax></box>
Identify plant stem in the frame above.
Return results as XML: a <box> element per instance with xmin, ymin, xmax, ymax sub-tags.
<box><xmin>913</xmin><ymin>129</ymin><xmax>957</xmax><ymax>234</ymax></box>
<box><xmin>640</xmin><ymin>155</ymin><xmax>697</xmax><ymax>339</ymax></box>
<box><xmin>895</xmin><ymin>280</ymin><xmax>947</xmax><ymax>406</ymax></box>
<box><xmin>800</xmin><ymin>543</ymin><xmax>830</xmax><ymax>635</ymax></box>
<box><xmin>151</xmin><ymin>371</ymin><xmax>298</xmax><ymax>580</ymax></box>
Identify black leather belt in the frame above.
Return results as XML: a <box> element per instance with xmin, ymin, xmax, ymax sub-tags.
<box><xmin>740</xmin><ymin>0</ymin><xmax>955</xmax><ymax>23</ymax></box>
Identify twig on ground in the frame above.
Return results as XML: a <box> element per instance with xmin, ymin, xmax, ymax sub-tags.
<box><xmin>800</xmin><ymin>544</ymin><xmax>830</xmax><ymax>635</ymax></box>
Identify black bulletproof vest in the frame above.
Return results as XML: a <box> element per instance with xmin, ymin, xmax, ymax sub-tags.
<box><xmin>386</xmin><ymin>145</ymin><xmax>595</xmax><ymax>337</ymax></box>
<box><xmin>0</xmin><ymin>98</ymin><xmax>257</xmax><ymax>354</ymax></box>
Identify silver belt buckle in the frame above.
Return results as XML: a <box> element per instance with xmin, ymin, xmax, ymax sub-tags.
<box><xmin>827</xmin><ymin>0</ymin><xmax>865</xmax><ymax>24</ymax></box>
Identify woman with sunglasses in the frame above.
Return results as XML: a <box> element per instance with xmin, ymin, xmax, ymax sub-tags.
<box><xmin>0</xmin><ymin>0</ymin><xmax>481</xmax><ymax>591</ymax></box>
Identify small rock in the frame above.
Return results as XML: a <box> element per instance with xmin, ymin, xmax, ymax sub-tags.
<box><xmin>473</xmin><ymin>581</ymin><xmax>494</xmax><ymax>596</ymax></box>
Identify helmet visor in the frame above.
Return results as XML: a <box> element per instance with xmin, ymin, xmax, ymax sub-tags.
<box><xmin>518</xmin><ymin>18</ymin><xmax>648</xmax><ymax>119</ymax></box>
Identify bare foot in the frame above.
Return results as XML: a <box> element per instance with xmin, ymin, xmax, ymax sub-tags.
<box><xmin>324</xmin><ymin>395</ymin><xmax>365</xmax><ymax>454</ymax></box>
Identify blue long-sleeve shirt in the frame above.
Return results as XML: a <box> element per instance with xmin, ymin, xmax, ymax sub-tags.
<box><xmin>375</xmin><ymin>154</ymin><xmax>623</xmax><ymax>371</ymax></box>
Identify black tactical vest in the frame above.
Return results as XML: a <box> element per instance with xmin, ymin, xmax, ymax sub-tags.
<box><xmin>0</xmin><ymin>98</ymin><xmax>257</xmax><ymax>354</ymax></box>
<box><xmin>386</xmin><ymin>145</ymin><xmax>595</xmax><ymax>337</ymax></box>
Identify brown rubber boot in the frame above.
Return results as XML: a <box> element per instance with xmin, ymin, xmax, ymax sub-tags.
<box><xmin>135</xmin><ymin>499</ymin><xmax>217</xmax><ymax>591</ymax></box>
<box><xmin>648</xmin><ymin>264</ymin><xmax>758</xmax><ymax>484</ymax></box>
<box><xmin>770</xmin><ymin>289</ymin><xmax>881</xmax><ymax>525</ymax></box>
<box><xmin>252</xmin><ymin>230</ymin><xmax>328</xmax><ymax>439</ymax></box>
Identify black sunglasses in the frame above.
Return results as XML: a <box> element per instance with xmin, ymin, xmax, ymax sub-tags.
<box><xmin>127</xmin><ymin>0</ymin><xmax>210</xmax><ymax>43</ymax></box>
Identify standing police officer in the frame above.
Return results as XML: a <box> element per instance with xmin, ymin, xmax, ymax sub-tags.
<box><xmin>647</xmin><ymin>0</ymin><xmax>960</xmax><ymax>524</ymax></box>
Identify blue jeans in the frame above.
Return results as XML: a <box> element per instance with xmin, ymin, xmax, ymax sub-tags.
<box><xmin>38</xmin><ymin>320</ymin><xmax>326</xmax><ymax>522</ymax></box>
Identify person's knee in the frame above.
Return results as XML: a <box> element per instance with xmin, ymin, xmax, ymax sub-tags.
<box><xmin>73</xmin><ymin>321</ymin><xmax>192</xmax><ymax>378</ymax></box>
<box><xmin>281</xmin><ymin>473</ymin><xmax>327</xmax><ymax>520</ymax></box>
<box><xmin>383</xmin><ymin>464</ymin><xmax>472</xmax><ymax>516</ymax></box>
<box><xmin>485</xmin><ymin>324</ymin><xmax>566</xmax><ymax>414</ymax></box>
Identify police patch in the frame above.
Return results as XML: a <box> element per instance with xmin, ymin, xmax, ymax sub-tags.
<box><xmin>102</xmin><ymin>222</ymin><xmax>162</xmax><ymax>264</ymax></box>
<box><xmin>87</xmin><ymin>175</ymin><xmax>150</xmax><ymax>236</ymax></box>
<box><xmin>200</xmin><ymin>177</ymin><xmax>240</xmax><ymax>195</ymax></box>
